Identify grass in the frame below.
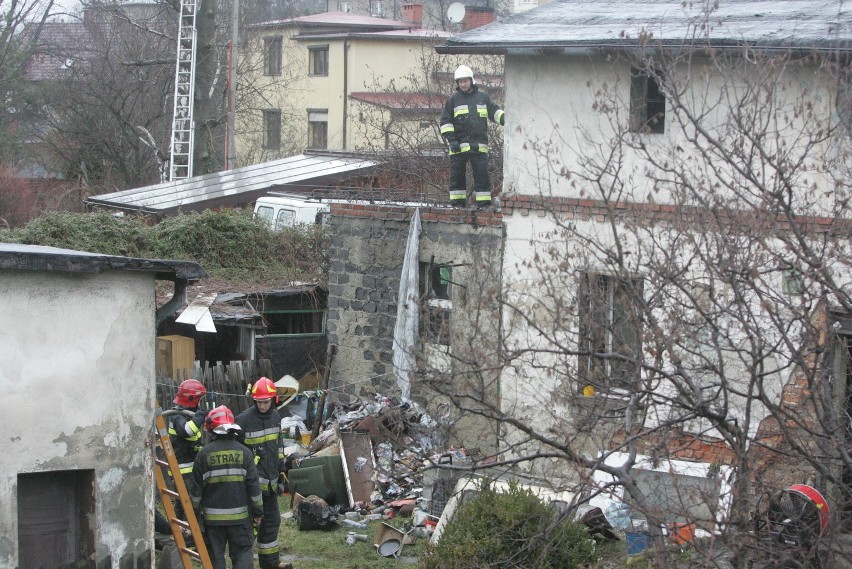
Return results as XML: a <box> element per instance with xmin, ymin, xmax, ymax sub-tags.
<box><xmin>276</xmin><ymin>496</ymin><xmax>424</xmax><ymax>569</ymax></box>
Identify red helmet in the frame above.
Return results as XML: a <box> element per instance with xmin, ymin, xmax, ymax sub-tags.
<box><xmin>251</xmin><ymin>377</ymin><xmax>278</xmax><ymax>403</ymax></box>
<box><xmin>174</xmin><ymin>379</ymin><xmax>206</xmax><ymax>407</ymax></box>
<box><xmin>205</xmin><ymin>405</ymin><xmax>241</xmax><ymax>434</ymax></box>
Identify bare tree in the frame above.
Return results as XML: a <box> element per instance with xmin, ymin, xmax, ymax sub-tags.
<box><xmin>349</xmin><ymin>46</ymin><xmax>505</xmax><ymax>202</ymax></box>
<box><xmin>408</xmin><ymin>14</ymin><xmax>852</xmax><ymax>569</ymax></box>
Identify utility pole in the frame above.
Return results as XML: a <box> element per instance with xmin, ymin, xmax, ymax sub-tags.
<box><xmin>226</xmin><ymin>0</ymin><xmax>239</xmax><ymax>170</ymax></box>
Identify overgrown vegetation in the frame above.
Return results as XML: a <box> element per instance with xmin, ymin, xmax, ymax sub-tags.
<box><xmin>420</xmin><ymin>480</ymin><xmax>601</xmax><ymax>569</ymax></box>
<box><xmin>0</xmin><ymin>209</ymin><xmax>330</xmax><ymax>284</ymax></box>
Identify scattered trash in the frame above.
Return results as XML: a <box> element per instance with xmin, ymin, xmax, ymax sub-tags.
<box><xmin>345</xmin><ymin>532</ymin><xmax>369</xmax><ymax>545</ymax></box>
<box><xmin>294</xmin><ymin>495</ymin><xmax>339</xmax><ymax>531</ymax></box>
<box><xmin>339</xmin><ymin>518</ymin><xmax>368</xmax><ymax>530</ymax></box>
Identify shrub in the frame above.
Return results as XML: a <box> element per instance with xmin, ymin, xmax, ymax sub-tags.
<box><xmin>420</xmin><ymin>480</ymin><xmax>599</xmax><ymax>569</ymax></box>
<box><xmin>1</xmin><ymin>211</ymin><xmax>151</xmax><ymax>257</ymax></box>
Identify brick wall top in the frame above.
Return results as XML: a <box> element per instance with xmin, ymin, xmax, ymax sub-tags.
<box><xmin>330</xmin><ymin>202</ymin><xmax>503</xmax><ymax>227</ymax></box>
<box><xmin>501</xmin><ymin>195</ymin><xmax>852</xmax><ymax>235</ymax></box>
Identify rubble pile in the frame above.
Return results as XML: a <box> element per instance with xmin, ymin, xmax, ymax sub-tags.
<box><xmin>282</xmin><ymin>393</ymin><xmax>480</xmax><ymax>539</ymax></box>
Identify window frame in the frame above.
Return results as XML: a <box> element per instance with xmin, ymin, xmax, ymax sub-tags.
<box><xmin>308</xmin><ymin>109</ymin><xmax>328</xmax><ymax>149</ymax></box>
<box><xmin>308</xmin><ymin>45</ymin><xmax>329</xmax><ymax>76</ymax></box>
<box><xmin>257</xmin><ymin>309</ymin><xmax>327</xmax><ymax>338</ymax></box>
<box><xmin>419</xmin><ymin>262</ymin><xmax>453</xmax><ymax>346</ymax></box>
<box><xmin>577</xmin><ymin>272</ymin><xmax>644</xmax><ymax>393</ymax></box>
<box><xmin>629</xmin><ymin>67</ymin><xmax>666</xmax><ymax>134</ymax></box>
<box><xmin>262</xmin><ymin>108</ymin><xmax>281</xmax><ymax>150</ymax></box>
<box><xmin>263</xmin><ymin>36</ymin><xmax>283</xmax><ymax>76</ymax></box>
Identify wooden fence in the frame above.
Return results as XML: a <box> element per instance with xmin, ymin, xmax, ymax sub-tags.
<box><xmin>156</xmin><ymin>359</ymin><xmax>275</xmax><ymax>416</ymax></box>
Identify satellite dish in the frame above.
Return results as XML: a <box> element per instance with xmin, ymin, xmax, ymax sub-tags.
<box><xmin>447</xmin><ymin>2</ymin><xmax>466</xmax><ymax>24</ymax></box>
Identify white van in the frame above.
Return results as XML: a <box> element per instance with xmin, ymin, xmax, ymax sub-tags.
<box><xmin>253</xmin><ymin>195</ymin><xmax>330</xmax><ymax>231</ymax></box>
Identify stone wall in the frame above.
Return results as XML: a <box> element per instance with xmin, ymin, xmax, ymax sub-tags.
<box><xmin>327</xmin><ymin>203</ymin><xmax>504</xmax><ymax>450</ymax></box>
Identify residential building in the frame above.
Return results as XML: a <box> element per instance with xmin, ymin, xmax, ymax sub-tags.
<box><xmin>326</xmin><ymin>0</ymin><xmax>852</xmax><ymax>554</ymax></box>
<box><xmin>238</xmin><ymin>11</ymin><xmax>454</xmax><ymax>164</ymax></box>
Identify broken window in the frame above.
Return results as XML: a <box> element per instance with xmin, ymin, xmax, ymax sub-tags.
<box><xmin>308</xmin><ymin>45</ymin><xmax>329</xmax><ymax>76</ymax></box>
<box><xmin>420</xmin><ymin>262</ymin><xmax>452</xmax><ymax>346</ymax></box>
<box><xmin>262</xmin><ymin>109</ymin><xmax>281</xmax><ymax>150</ymax></box>
<box><xmin>630</xmin><ymin>67</ymin><xmax>666</xmax><ymax>134</ymax></box>
<box><xmin>578</xmin><ymin>272</ymin><xmax>644</xmax><ymax>392</ymax></box>
<box><xmin>260</xmin><ymin>310</ymin><xmax>326</xmax><ymax>337</ymax></box>
<box><xmin>264</xmin><ymin>36</ymin><xmax>282</xmax><ymax>76</ymax></box>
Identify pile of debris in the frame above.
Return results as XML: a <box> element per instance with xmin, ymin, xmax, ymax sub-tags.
<box><xmin>281</xmin><ymin>393</ymin><xmax>480</xmax><ymax>541</ymax></box>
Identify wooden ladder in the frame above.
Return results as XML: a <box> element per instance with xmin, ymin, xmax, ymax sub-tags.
<box><xmin>153</xmin><ymin>406</ymin><xmax>212</xmax><ymax>568</ymax></box>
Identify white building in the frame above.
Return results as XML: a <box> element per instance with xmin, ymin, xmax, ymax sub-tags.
<box><xmin>0</xmin><ymin>244</ymin><xmax>205</xmax><ymax>568</ymax></box>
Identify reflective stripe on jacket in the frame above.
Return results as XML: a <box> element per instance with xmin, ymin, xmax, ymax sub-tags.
<box><xmin>190</xmin><ymin>438</ymin><xmax>263</xmax><ymax>526</ymax></box>
<box><xmin>440</xmin><ymin>84</ymin><xmax>503</xmax><ymax>153</ymax></box>
<box><xmin>235</xmin><ymin>405</ymin><xmax>285</xmax><ymax>493</ymax></box>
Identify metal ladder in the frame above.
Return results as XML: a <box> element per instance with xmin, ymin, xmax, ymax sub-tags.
<box><xmin>169</xmin><ymin>0</ymin><xmax>198</xmax><ymax>180</ymax></box>
<box><xmin>153</xmin><ymin>407</ymin><xmax>212</xmax><ymax>568</ymax></box>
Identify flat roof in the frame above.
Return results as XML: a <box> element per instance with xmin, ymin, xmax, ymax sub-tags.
<box><xmin>86</xmin><ymin>153</ymin><xmax>379</xmax><ymax>215</ymax></box>
<box><xmin>0</xmin><ymin>243</ymin><xmax>207</xmax><ymax>280</ymax></box>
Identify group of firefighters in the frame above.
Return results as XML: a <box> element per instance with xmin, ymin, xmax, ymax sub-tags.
<box><xmin>155</xmin><ymin>64</ymin><xmax>501</xmax><ymax>568</ymax></box>
<box><xmin>165</xmin><ymin>377</ymin><xmax>293</xmax><ymax>569</ymax></box>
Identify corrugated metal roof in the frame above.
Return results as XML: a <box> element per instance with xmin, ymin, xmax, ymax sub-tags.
<box><xmin>86</xmin><ymin>153</ymin><xmax>379</xmax><ymax>214</ymax></box>
<box><xmin>438</xmin><ymin>0</ymin><xmax>852</xmax><ymax>53</ymax></box>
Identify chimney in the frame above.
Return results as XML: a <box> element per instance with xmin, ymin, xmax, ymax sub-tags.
<box><xmin>402</xmin><ymin>3</ymin><xmax>423</xmax><ymax>27</ymax></box>
<box><xmin>462</xmin><ymin>6</ymin><xmax>494</xmax><ymax>31</ymax></box>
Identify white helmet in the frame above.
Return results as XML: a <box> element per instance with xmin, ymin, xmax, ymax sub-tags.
<box><xmin>454</xmin><ymin>65</ymin><xmax>475</xmax><ymax>84</ymax></box>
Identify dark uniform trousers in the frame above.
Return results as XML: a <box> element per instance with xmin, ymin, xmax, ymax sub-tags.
<box><xmin>205</xmin><ymin>524</ymin><xmax>254</xmax><ymax>569</ymax></box>
<box><xmin>450</xmin><ymin>151</ymin><xmax>490</xmax><ymax>204</ymax></box>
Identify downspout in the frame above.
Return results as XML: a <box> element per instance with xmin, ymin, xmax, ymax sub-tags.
<box><xmin>156</xmin><ymin>278</ymin><xmax>189</xmax><ymax>326</ymax></box>
<box><xmin>343</xmin><ymin>38</ymin><xmax>349</xmax><ymax>149</ymax></box>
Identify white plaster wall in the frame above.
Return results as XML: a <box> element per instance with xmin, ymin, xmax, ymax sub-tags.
<box><xmin>0</xmin><ymin>269</ymin><xmax>157</xmax><ymax>568</ymax></box>
<box><xmin>502</xmin><ymin>54</ymin><xmax>840</xmax><ymax>215</ymax></box>
<box><xmin>497</xmin><ymin>208</ymin><xmax>834</xmax><ymax>463</ymax></box>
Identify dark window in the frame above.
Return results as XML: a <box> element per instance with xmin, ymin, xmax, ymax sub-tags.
<box><xmin>309</xmin><ymin>46</ymin><xmax>329</xmax><ymax>76</ymax></box>
<box><xmin>308</xmin><ymin>110</ymin><xmax>328</xmax><ymax>149</ymax></box>
<box><xmin>420</xmin><ymin>262</ymin><xmax>452</xmax><ymax>346</ymax></box>
<box><xmin>262</xmin><ymin>109</ymin><xmax>281</xmax><ymax>149</ymax></box>
<box><xmin>264</xmin><ymin>36</ymin><xmax>282</xmax><ymax>76</ymax></box>
<box><xmin>838</xmin><ymin>66</ymin><xmax>852</xmax><ymax>134</ymax></box>
<box><xmin>578</xmin><ymin>273</ymin><xmax>643</xmax><ymax>392</ymax></box>
<box><xmin>260</xmin><ymin>310</ymin><xmax>326</xmax><ymax>337</ymax></box>
<box><xmin>630</xmin><ymin>67</ymin><xmax>666</xmax><ymax>134</ymax></box>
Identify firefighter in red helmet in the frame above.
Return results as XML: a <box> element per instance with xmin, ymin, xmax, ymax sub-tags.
<box><xmin>191</xmin><ymin>405</ymin><xmax>263</xmax><ymax>569</ymax></box>
<box><xmin>168</xmin><ymin>378</ymin><xmax>208</xmax><ymax>519</ymax></box>
<box><xmin>235</xmin><ymin>377</ymin><xmax>291</xmax><ymax>569</ymax></box>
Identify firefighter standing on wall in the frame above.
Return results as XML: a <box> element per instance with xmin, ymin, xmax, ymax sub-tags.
<box><xmin>191</xmin><ymin>405</ymin><xmax>263</xmax><ymax>569</ymax></box>
<box><xmin>235</xmin><ymin>377</ymin><xmax>290</xmax><ymax>569</ymax></box>
<box><xmin>440</xmin><ymin>64</ymin><xmax>505</xmax><ymax>208</ymax></box>
<box><xmin>168</xmin><ymin>378</ymin><xmax>208</xmax><ymax>519</ymax></box>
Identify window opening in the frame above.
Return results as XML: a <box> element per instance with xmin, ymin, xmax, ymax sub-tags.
<box><xmin>259</xmin><ymin>309</ymin><xmax>326</xmax><ymax>338</ymax></box>
<box><xmin>578</xmin><ymin>272</ymin><xmax>644</xmax><ymax>392</ymax></box>
<box><xmin>308</xmin><ymin>109</ymin><xmax>328</xmax><ymax>149</ymax></box>
<box><xmin>420</xmin><ymin>261</ymin><xmax>453</xmax><ymax>346</ymax></box>
<box><xmin>264</xmin><ymin>36</ymin><xmax>282</xmax><ymax>76</ymax></box>
<box><xmin>262</xmin><ymin>109</ymin><xmax>281</xmax><ymax>149</ymax></box>
<box><xmin>630</xmin><ymin>67</ymin><xmax>666</xmax><ymax>134</ymax></box>
<box><xmin>309</xmin><ymin>46</ymin><xmax>329</xmax><ymax>76</ymax></box>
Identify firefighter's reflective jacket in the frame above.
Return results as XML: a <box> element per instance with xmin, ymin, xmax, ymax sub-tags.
<box><xmin>168</xmin><ymin>406</ymin><xmax>205</xmax><ymax>475</ymax></box>
<box><xmin>235</xmin><ymin>406</ymin><xmax>285</xmax><ymax>494</ymax></box>
<box><xmin>190</xmin><ymin>437</ymin><xmax>263</xmax><ymax>525</ymax></box>
<box><xmin>440</xmin><ymin>84</ymin><xmax>504</xmax><ymax>154</ymax></box>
